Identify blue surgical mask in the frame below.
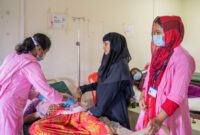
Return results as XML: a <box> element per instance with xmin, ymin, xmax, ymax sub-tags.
<box><xmin>153</xmin><ymin>35</ymin><xmax>165</xmax><ymax>47</ymax></box>
<box><xmin>36</xmin><ymin>55</ymin><xmax>45</xmax><ymax>61</ymax></box>
<box><xmin>133</xmin><ymin>72</ymin><xmax>142</xmax><ymax>81</ymax></box>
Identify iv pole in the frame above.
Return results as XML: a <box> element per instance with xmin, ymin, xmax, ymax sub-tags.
<box><xmin>72</xmin><ymin>17</ymin><xmax>85</xmax><ymax>87</ymax></box>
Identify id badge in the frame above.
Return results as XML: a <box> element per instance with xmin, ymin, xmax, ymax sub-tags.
<box><xmin>148</xmin><ymin>87</ymin><xmax>157</xmax><ymax>98</ymax></box>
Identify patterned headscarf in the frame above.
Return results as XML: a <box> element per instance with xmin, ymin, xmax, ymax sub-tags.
<box><xmin>148</xmin><ymin>16</ymin><xmax>184</xmax><ymax>90</ymax></box>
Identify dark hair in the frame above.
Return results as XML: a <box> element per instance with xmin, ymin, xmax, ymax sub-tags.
<box><xmin>130</xmin><ymin>67</ymin><xmax>141</xmax><ymax>77</ymax></box>
<box><xmin>154</xmin><ymin>17</ymin><xmax>162</xmax><ymax>27</ymax></box>
<box><xmin>15</xmin><ymin>33</ymin><xmax>51</xmax><ymax>55</ymax></box>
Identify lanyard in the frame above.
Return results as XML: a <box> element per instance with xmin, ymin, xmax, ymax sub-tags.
<box><xmin>152</xmin><ymin>50</ymin><xmax>173</xmax><ymax>87</ymax></box>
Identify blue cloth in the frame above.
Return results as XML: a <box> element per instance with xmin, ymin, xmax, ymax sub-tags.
<box><xmin>62</xmin><ymin>97</ymin><xmax>75</xmax><ymax>107</ymax></box>
<box><xmin>38</xmin><ymin>94</ymin><xmax>45</xmax><ymax>101</ymax></box>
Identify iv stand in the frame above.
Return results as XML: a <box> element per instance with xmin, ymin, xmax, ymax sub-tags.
<box><xmin>72</xmin><ymin>17</ymin><xmax>85</xmax><ymax>87</ymax></box>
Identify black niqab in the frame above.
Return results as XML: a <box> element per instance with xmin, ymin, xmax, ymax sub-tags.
<box><xmin>98</xmin><ymin>32</ymin><xmax>132</xmax><ymax>82</ymax></box>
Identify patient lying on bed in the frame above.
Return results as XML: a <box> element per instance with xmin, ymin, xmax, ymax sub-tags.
<box><xmin>24</xmin><ymin>95</ymin><xmax>112</xmax><ymax>135</ymax></box>
<box><xmin>24</xmin><ymin>94</ymin><xmax>138</xmax><ymax>135</ymax></box>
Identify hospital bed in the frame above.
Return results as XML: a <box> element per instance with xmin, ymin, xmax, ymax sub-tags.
<box><xmin>187</xmin><ymin>72</ymin><xmax>200</xmax><ymax>120</ymax></box>
<box><xmin>22</xmin><ymin>77</ymin><xmax>168</xmax><ymax>135</ymax></box>
<box><xmin>191</xmin><ymin>72</ymin><xmax>200</xmax><ymax>86</ymax></box>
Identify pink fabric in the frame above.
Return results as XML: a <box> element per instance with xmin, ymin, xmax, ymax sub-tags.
<box><xmin>135</xmin><ymin>46</ymin><xmax>195</xmax><ymax>135</ymax></box>
<box><xmin>0</xmin><ymin>52</ymin><xmax>63</xmax><ymax>135</ymax></box>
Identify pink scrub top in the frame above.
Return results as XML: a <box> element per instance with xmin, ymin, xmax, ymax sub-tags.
<box><xmin>135</xmin><ymin>46</ymin><xmax>195</xmax><ymax>135</ymax></box>
<box><xmin>0</xmin><ymin>52</ymin><xmax>63</xmax><ymax>135</ymax></box>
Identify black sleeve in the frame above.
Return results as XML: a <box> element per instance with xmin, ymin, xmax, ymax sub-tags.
<box><xmin>124</xmin><ymin>82</ymin><xmax>135</xmax><ymax>104</ymax></box>
<box><xmin>89</xmin><ymin>81</ymin><xmax>122</xmax><ymax>117</ymax></box>
<box><xmin>79</xmin><ymin>82</ymin><xmax>98</xmax><ymax>94</ymax></box>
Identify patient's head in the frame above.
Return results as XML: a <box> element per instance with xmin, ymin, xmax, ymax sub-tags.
<box><xmin>130</xmin><ymin>68</ymin><xmax>142</xmax><ymax>81</ymax></box>
<box><xmin>130</xmin><ymin>68</ymin><xmax>143</xmax><ymax>90</ymax></box>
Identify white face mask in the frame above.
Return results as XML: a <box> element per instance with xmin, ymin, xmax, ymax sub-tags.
<box><xmin>153</xmin><ymin>35</ymin><xmax>165</xmax><ymax>47</ymax></box>
<box><xmin>36</xmin><ymin>55</ymin><xmax>45</xmax><ymax>61</ymax></box>
<box><xmin>133</xmin><ymin>72</ymin><xmax>142</xmax><ymax>81</ymax></box>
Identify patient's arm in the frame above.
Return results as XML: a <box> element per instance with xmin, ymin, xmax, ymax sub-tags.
<box><xmin>46</xmin><ymin>104</ymin><xmax>61</xmax><ymax>116</ymax></box>
<box><xmin>24</xmin><ymin>103</ymin><xmax>62</xmax><ymax>124</ymax></box>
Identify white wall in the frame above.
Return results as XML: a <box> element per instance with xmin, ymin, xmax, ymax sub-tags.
<box><xmin>0</xmin><ymin>0</ymin><xmax>187</xmax><ymax>86</ymax></box>
<box><xmin>0</xmin><ymin>0</ymin><xmax>21</xmax><ymax>62</ymax></box>
<box><xmin>153</xmin><ymin>0</ymin><xmax>183</xmax><ymax>17</ymax></box>
<box><xmin>23</xmin><ymin>0</ymin><xmax>155</xmax><ymax>85</ymax></box>
<box><xmin>182</xmin><ymin>0</ymin><xmax>200</xmax><ymax>72</ymax></box>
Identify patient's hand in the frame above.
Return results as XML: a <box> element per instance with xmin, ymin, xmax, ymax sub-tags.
<box><xmin>75</xmin><ymin>88</ymin><xmax>82</xmax><ymax>102</ymax></box>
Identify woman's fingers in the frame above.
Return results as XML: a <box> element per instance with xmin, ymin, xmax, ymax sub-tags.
<box><xmin>139</xmin><ymin>99</ymin><xmax>147</xmax><ymax>110</ymax></box>
<box><xmin>147</xmin><ymin>119</ymin><xmax>161</xmax><ymax>135</ymax></box>
<box><xmin>147</xmin><ymin>120</ymin><xmax>156</xmax><ymax>135</ymax></box>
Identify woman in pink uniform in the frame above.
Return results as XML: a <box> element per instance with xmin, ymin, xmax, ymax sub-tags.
<box><xmin>135</xmin><ymin>16</ymin><xmax>195</xmax><ymax>135</ymax></box>
<box><xmin>0</xmin><ymin>33</ymin><xmax>70</xmax><ymax>134</ymax></box>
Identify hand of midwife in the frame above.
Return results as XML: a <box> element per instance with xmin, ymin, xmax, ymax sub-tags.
<box><xmin>63</xmin><ymin>97</ymin><xmax>76</xmax><ymax>107</ymax></box>
<box><xmin>139</xmin><ymin>97</ymin><xmax>147</xmax><ymax>110</ymax></box>
<box><xmin>146</xmin><ymin>110</ymin><xmax>168</xmax><ymax>135</ymax></box>
<box><xmin>146</xmin><ymin>118</ymin><xmax>162</xmax><ymax>135</ymax></box>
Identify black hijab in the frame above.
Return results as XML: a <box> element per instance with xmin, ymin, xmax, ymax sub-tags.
<box><xmin>98</xmin><ymin>32</ymin><xmax>132</xmax><ymax>83</ymax></box>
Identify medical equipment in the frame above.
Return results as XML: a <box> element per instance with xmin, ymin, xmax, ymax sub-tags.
<box><xmin>72</xmin><ymin>17</ymin><xmax>85</xmax><ymax>87</ymax></box>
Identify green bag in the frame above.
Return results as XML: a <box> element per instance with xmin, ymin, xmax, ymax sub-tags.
<box><xmin>50</xmin><ymin>81</ymin><xmax>72</xmax><ymax>96</ymax></box>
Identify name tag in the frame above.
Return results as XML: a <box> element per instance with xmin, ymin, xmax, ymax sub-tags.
<box><xmin>148</xmin><ymin>87</ymin><xmax>157</xmax><ymax>98</ymax></box>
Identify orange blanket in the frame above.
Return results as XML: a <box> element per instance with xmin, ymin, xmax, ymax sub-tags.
<box><xmin>29</xmin><ymin>111</ymin><xmax>111</xmax><ymax>135</ymax></box>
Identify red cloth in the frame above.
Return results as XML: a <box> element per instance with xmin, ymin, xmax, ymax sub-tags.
<box><xmin>88</xmin><ymin>72</ymin><xmax>98</xmax><ymax>83</ymax></box>
<box><xmin>30</xmin><ymin>111</ymin><xmax>110</xmax><ymax>135</ymax></box>
<box><xmin>162</xmin><ymin>98</ymin><xmax>179</xmax><ymax>116</ymax></box>
<box><xmin>144</xmin><ymin>16</ymin><xmax>184</xmax><ymax>127</ymax></box>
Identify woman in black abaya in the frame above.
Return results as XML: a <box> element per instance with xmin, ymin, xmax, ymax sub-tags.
<box><xmin>77</xmin><ymin>32</ymin><xmax>134</xmax><ymax>129</ymax></box>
